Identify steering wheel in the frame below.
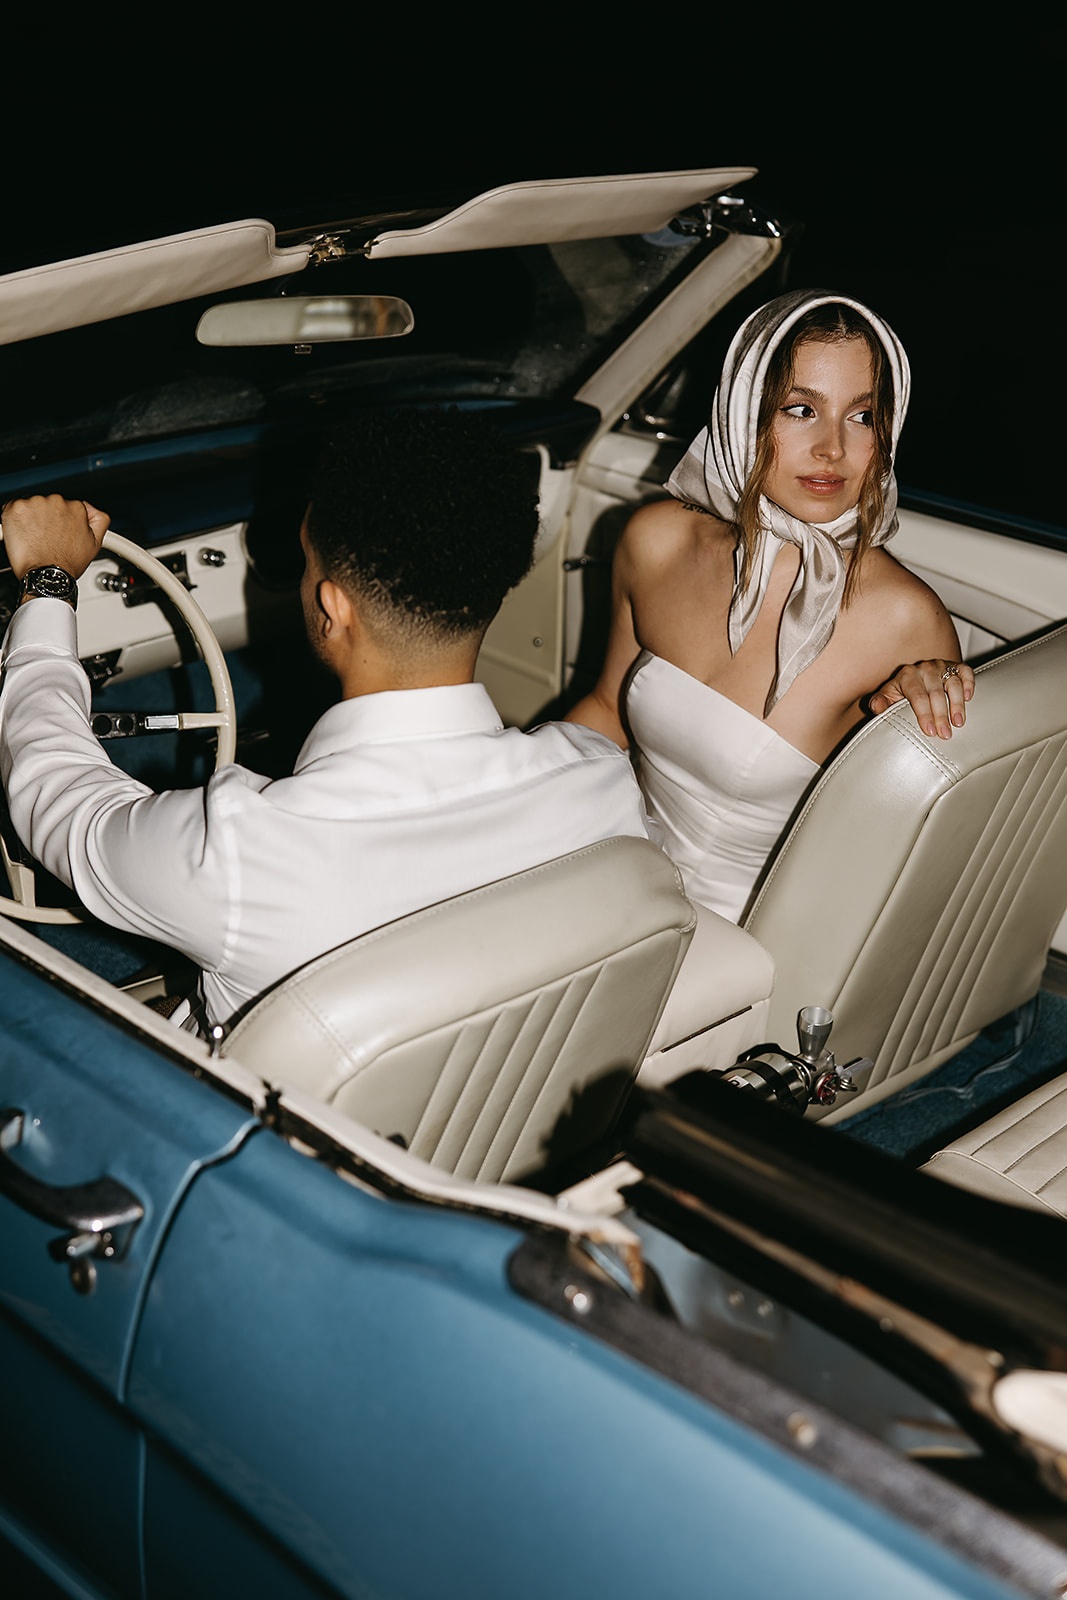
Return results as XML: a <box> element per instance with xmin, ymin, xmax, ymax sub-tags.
<box><xmin>0</xmin><ymin>530</ymin><xmax>237</xmax><ymax>924</ymax></box>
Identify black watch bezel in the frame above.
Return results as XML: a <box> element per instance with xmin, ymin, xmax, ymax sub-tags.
<box><xmin>19</xmin><ymin>565</ymin><xmax>79</xmax><ymax>611</ymax></box>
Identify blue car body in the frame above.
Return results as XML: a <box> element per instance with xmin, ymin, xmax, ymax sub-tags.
<box><xmin>2</xmin><ymin>945</ymin><xmax>1051</xmax><ymax>1600</ymax></box>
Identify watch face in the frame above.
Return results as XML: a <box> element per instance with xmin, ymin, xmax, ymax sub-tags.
<box><xmin>22</xmin><ymin>566</ymin><xmax>77</xmax><ymax>607</ymax></box>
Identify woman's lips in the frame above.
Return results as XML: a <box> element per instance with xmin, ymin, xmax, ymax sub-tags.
<box><xmin>797</xmin><ymin>476</ymin><xmax>845</xmax><ymax>495</ymax></box>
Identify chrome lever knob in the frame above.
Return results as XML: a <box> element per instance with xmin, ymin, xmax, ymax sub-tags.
<box><xmin>797</xmin><ymin>1005</ymin><xmax>833</xmax><ymax>1062</ymax></box>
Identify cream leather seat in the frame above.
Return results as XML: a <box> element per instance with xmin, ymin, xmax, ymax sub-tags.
<box><xmin>221</xmin><ymin>836</ymin><xmax>695</xmax><ymax>1184</ymax></box>
<box><xmin>744</xmin><ymin>622</ymin><xmax>1067</xmax><ymax>1123</ymax></box>
<box><xmin>921</xmin><ymin>1072</ymin><xmax>1067</xmax><ymax>1216</ymax></box>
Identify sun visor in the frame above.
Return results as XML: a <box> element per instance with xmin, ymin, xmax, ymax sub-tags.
<box><xmin>0</xmin><ymin>170</ymin><xmax>759</xmax><ymax>345</ymax></box>
<box><xmin>0</xmin><ymin>220</ymin><xmax>311</xmax><ymax>347</ymax></box>
<box><xmin>365</xmin><ymin>168</ymin><xmax>756</xmax><ymax>258</ymax></box>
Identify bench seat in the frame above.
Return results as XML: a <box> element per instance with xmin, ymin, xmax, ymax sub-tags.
<box><xmin>921</xmin><ymin>1071</ymin><xmax>1067</xmax><ymax>1216</ymax></box>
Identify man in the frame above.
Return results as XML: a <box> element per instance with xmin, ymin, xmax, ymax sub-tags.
<box><xmin>0</xmin><ymin>409</ymin><xmax>650</xmax><ymax>1028</ymax></box>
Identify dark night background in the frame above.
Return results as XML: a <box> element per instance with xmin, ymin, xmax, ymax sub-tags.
<box><xmin>5</xmin><ymin>24</ymin><xmax>1063</xmax><ymax>529</ymax></box>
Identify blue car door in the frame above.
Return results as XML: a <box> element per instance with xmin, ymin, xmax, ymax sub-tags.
<box><xmin>0</xmin><ymin>937</ymin><xmax>259</xmax><ymax>1599</ymax></box>
<box><xmin>127</xmin><ymin>1099</ymin><xmax>1026</xmax><ymax>1600</ymax></box>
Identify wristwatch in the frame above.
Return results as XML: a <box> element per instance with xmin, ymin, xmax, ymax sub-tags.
<box><xmin>19</xmin><ymin>565</ymin><xmax>79</xmax><ymax>610</ymax></box>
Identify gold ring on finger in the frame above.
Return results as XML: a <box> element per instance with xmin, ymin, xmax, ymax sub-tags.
<box><xmin>941</xmin><ymin>664</ymin><xmax>960</xmax><ymax>682</ymax></box>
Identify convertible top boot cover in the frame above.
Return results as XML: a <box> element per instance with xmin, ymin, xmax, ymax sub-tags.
<box><xmin>223</xmin><ymin>837</ymin><xmax>695</xmax><ymax>1184</ymax></box>
<box><xmin>746</xmin><ymin>621</ymin><xmax>1067</xmax><ymax>1122</ymax></box>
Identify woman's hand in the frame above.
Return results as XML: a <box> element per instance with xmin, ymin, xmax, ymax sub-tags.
<box><xmin>868</xmin><ymin>659</ymin><xmax>975</xmax><ymax>739</ymax></box>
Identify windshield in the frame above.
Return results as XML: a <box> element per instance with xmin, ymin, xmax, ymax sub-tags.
<box><xmin>0</xmin><ymin>230</ymin><xmax>706</xmax><ymax>473</ymax></box>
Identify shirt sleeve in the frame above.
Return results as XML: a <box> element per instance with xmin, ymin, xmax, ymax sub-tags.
<box><xmin>0</xmin><ymin>599</ymin><xmax>230</xmax><ymax>968</ymax></box>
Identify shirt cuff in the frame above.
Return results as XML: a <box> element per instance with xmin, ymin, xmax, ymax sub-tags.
<box><xmin>1</xmin><ymin>597</ymin><xmax>79</xmax><ymax>663</ymax></box>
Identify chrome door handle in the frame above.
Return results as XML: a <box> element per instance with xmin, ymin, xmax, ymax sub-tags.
<box><xmin>0</xmin><ymin>1108</ymin><xmax>144</xmax><ymax>1288</ymax></box>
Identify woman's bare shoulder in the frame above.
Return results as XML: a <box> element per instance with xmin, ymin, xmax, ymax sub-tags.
<box><xmin>855</xmin><ymin>550</ymin><xmax>959</xmax><ymax>652</ymax></box>
<box><xmin>860</xmin><ymin>549</ymin><xmax>944</xmax><ymax>608</ymax></box>
<box><xmin>618</xmin><ymin>497</ymin><xmax>733</xmax><ymax>580</ymax></box>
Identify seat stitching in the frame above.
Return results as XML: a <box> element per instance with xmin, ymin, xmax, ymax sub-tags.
<box><xmin>441</xmin><ymin>981</ymin><xmax>584</xmax><ymax>1176</ymax></box>
<box><xmin>925</xmin><ymin>1152</ymin><xmax>1065</xmax><ymax>1214</ymax></box>
<box><xmin>407</xmin><ymin>971</ymin><xmax>595</xmax><ymax>1173</ymax></box>
<box><xmin>876</xmin><ymin>741</ymin><xmax>1067</xmax><ymax>1075</ymax></box>
<box><xmin>748</xmin><ymin>718</ymin><xmax>958</xmax><ymax>918</ymax></box>
<box><xmin>936</xmin><ymin>750</ymin><xmax>1067</xmax><ymax>1050</ymax></box>
<box><xmin>968</xmin><ymin>1144</ymin><xmax>1067</xmax><ymax>1197</ymax></box>
<box><xmin>465</xmin><ymin>929</ymin><xmax>683</xmax><ymax>1180</ymax></box>
<box><xmin>916</xmin><ymin>743</ymin><xmax>1067</xmax><ymax>1054</ymax></box>
<box><xmin>979</xmin><ymin>1113</ymin><xmax>1067</xmax><ymax>1176</ymax></box>
<box><xmin>868</xmin><ymin>749</ymin><xmax>1042</xmax><ymax>1072</ymax></box>
<box><xmin>471</xmin><ymin>974</ymin><xmax>601</xmax><ymax>1180</ymax></box>
<box><xmin>746</xmin><ymin>625</ymin><xmax>1067</xmax><ymax>927</ymax></box>
<box><xmin>971</xmin><ymin>623</ymin><xmax>1067</xmax><ymax>677</ymax></box>
<box><xmin>456</xmin><ymin>994</ymin><xmax>567</xmax><ymax>1171</ymax></box>
<box><xmin>966</xmin><ymin>1099</ymin><xmax>1067</xmax><ymax>1161</ymax></box>
<box><xmin>890</xmin><ymin>719</ymin><xmax>963</xmax><ymax>779</ymax></box>
<box><xmin>409</xmin><ymin>1018</ymin><xmax>495</xmax><ymax>1155</ymax></box>
<box><xmin>475</xmin><ymin>961</ymin><xmax>646</xmax><ymax>1181</ymax></box>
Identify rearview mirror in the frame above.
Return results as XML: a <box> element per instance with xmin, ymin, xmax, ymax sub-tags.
<box><xmin>196</xmin><ymin>296</ymin><xmax>414</xmax><ymax>347</ymax></box>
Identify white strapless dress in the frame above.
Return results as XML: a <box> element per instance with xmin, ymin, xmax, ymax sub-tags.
<box><xmin>625</xmin><ymin>651</ymin><xmax>821</xmax><ymax>923</ymax></box>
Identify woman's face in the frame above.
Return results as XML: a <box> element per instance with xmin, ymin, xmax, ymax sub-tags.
<box><xmin>763</xmin><ymin>337</ymin><xmax>876</xmax><ymax>521</ymax></box>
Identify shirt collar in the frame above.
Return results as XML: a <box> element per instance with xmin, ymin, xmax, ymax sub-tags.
<box><xmin>294</xmin><ymin>681</ymin><xmax>504</xmax><ymax>768</ymax></box>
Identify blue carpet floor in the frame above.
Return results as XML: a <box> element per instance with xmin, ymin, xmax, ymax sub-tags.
<box><xmin>838</xmin><ymin>990</ymin><xmax>1067</xmax><ymax>1164</ymax></box>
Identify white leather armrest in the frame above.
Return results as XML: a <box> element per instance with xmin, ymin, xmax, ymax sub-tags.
<box><xmin>640</xmin><ymin>904</ymin><xmax>775</xmax><ymax>1087</ymax></box>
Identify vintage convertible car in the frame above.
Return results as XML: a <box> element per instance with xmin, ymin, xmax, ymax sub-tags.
<box><xmin>3</xmin><ymin>169</ymin><xmax>1067</xmax><ymax>1600</ymax></box>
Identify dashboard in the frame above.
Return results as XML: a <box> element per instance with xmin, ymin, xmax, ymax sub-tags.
<box><xmin>73</xmin><ymin>522</ymin><xmax>297</xmax><ymax>687</ymax></box>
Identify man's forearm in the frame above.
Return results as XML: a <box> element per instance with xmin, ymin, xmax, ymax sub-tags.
<box><xmin>0</xmin><ymin>600</ymin><xmax>152</xmax><ymax>889</ymax></box>
<box><xmin>0</xmin><ymin>599</ymin><xmax>228</xmax><ymax>965</ymax></box>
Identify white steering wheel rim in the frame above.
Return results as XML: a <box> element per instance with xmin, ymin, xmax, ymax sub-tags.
<box><xmin>0</xmin><ymin>531</ymin><xmax>236</xmax><ymax>923</ymax></box>
<box><xmin>100</xmin><ymin>532</ymin><xmax>237</xmax><ymax>765</ymax></box>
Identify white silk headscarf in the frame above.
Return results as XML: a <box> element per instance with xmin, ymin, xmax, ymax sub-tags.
<box><xmin>665</xmin><ymin>289</ymin><xmax>910</xmax><ymax>713</ymax></box>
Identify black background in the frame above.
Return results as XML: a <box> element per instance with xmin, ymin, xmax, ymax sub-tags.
<box><xmin>5</xmin><ymin>23</ymin><xmax>1063</xmax><ymax>524</ymax></box>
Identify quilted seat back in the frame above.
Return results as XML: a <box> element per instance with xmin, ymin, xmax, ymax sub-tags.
<box><xmin>223</xmin><ymin>837</ymin><xmax>694</xmax><ymax>1182</ymax></box>
<box><xmin>745</xmin><ymin>623</ymin><xmax>1067</xmax><ymax>1121</ymax></box>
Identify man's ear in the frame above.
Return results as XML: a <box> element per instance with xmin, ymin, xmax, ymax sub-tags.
<box><xmin>317</xmin><ymin>577</ymin><xmax>355</xmax><ymax>640</ymax></box>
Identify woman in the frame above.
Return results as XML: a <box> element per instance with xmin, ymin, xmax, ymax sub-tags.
<box><xmin>567</xmin><ymin>288</ymin><xmax>975</xmax><ymax>922</ymax></box>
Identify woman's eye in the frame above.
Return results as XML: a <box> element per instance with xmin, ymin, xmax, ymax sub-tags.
<box><xmin>851</xmin><ymin>408</ymin><xmax>874</xmax><ymax>427</ymax></box>
<box><xmin>782</xmin><ymin>402</ymin><xmax>815</xmax><ymax>419</ymax></box>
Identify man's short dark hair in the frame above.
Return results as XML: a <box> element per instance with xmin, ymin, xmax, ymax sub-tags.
<box><xmin>306</xmin><ymin>407</ymin><xmax>539</xmax><ymax>642</ymax></box>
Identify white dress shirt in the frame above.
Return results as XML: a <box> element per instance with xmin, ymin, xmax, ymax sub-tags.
<box><xmin>0</xmin><ymin>601</ymin><xmax>651</xmax><ymax>1025</ymax></box>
